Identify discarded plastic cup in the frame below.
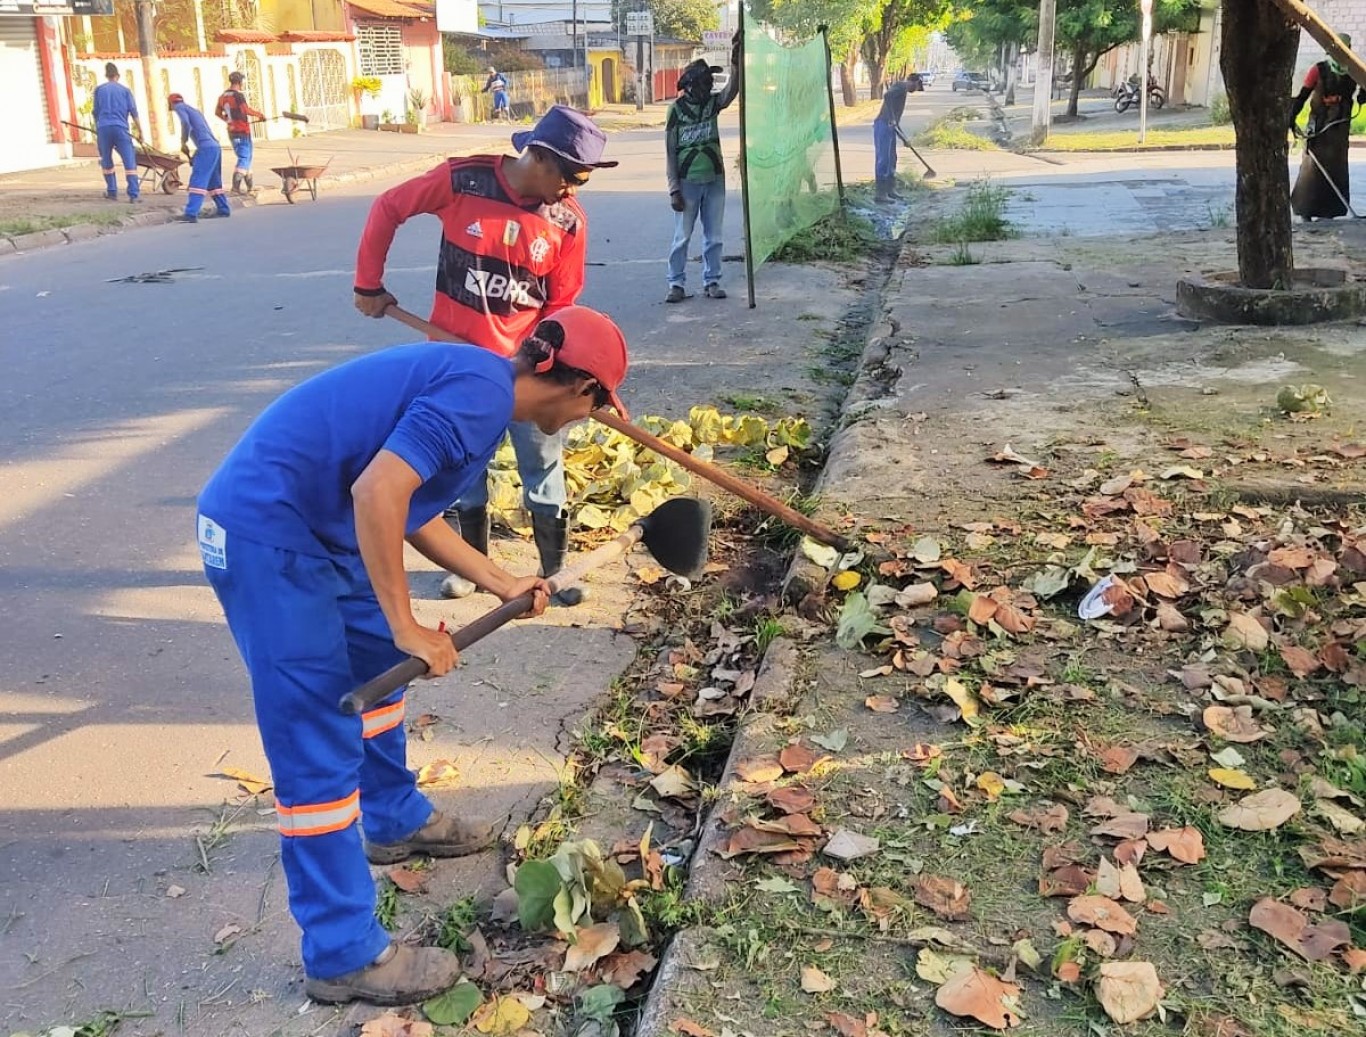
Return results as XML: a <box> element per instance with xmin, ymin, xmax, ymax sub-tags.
<box><xmin>1078</xmin><ymin>574</ymin><xmax>1120</xmax><ymax>620</ymax></box>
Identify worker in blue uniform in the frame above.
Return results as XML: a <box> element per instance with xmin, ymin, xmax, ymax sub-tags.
<box><xmin>872</xmin><ymin>75</ymin><xmax>923</xmax><ymax>204</ymax></box>
<box><xmin>168</xmin><ymin>93</ymin><xmax>231</xmax><ymax>222</ymax></box>
<box><xmin>92</xmin><ymin>62</ymin><xmax>142</xmax><ymax>202</ymax></box>
<box><xmin>197</xmin><ymin>306</ymin><xmax>630</xmax><ymax>1005</ymax></box>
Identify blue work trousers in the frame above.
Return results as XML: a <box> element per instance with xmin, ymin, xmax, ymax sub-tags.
<box><xmin>199</xmin><ymin>523</ymin><xmax>434</xmax><ymax>979</ymax></box>
<box><xmin>668</xmin><ymin>177</ymin><xmax>726</xmax><ymax>289</ymax></box>
<box><xmin>873</xmin><ymin>119</ymin><xmax>898</xmax><ymax>181</ymax></box>
<box><xmin>185</xmin><ymin>146</ymin><xmax>230</xmax><ymax>217</ymax></box>
<box><xmin>97</xmin><ymin>125</ymin><xmax>139</xmax><ymax>199</ymax></box>
<box><xmin>452</xmin><ymin>419</ymin><xmax>565</xmax><ymax>517</ymax></box>
<box><xmin>230</xmin><ymin>133</ymin><xmax>253</xmax><ymax>173</ymax></box>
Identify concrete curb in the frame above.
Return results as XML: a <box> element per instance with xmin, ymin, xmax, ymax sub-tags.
<box><xmin>2</xmin><ymin>192</ymin><xmax>259</xmax><ymax>255</ymax></box>
<box><xmin>634</xmin><ymin>637</ymin><xmax>803</xmax><ymax>1037</ymax></box>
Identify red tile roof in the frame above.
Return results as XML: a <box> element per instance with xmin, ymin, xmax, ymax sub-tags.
<box><xmin>347</xmin><ymin>0</ymin><xmax>434</xmax><ymax>19</ymax></box>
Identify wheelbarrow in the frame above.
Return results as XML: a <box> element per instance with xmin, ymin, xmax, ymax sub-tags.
<box><xmin>61</xmin><ymin>120</ymin><xmax>183</xmax><ymax>194</ymax></box>
<box><xmin>271</xmin><ymin>147</ymin><xmax>331</xmax><ymax>204</ymax></box>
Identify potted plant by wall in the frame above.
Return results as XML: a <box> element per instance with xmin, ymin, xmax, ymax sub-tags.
<box><xmin>405</xmin><ymin>87</ymin><xmax>429</xmax><ymax>133</ymax></box>
<box><xmin>351</xmin><ymin>75</ymin><xmax>382</xmax><ymax>129</ymax></box>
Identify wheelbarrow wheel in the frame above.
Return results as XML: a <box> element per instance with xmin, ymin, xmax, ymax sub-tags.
<box><xmin>162</xmin><ymin>171</ymin><xmax>181</xmax><ymax>194</ymax></box>
<box><xmin>281</xmin><ymin>175</ymin><xmax>298</xmax><ymax>204</ymax></box>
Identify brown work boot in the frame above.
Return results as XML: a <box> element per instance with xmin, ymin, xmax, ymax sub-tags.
<box><xmin>304</xmin><ymin>943</ymin><xmax>460</xmax><ymax>1005</ymax></box>
<box><xmin>364</xmin><ymin>810</ymin><xmax>500</xmax><ymax>865</ymax></box>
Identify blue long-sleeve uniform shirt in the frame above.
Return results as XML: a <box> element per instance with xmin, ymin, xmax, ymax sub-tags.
<box><xmin>93</xmin><ymin>81</ymin><xmax>139</xmax><ymax>130</ymax></box>
<box><xmin>172</xmin><ymin>101</ymin><xmax>219</xmax><ymax>149</ymax></box>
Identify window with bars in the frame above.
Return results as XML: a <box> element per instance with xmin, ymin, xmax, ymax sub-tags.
<box><xmin>357</xmin><ymin>24</ymin><xmax>404</xmax><ymax>76</ymax></box>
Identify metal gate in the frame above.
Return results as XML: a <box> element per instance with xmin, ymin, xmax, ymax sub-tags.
<box><xmin>299</xmin><ymin>48</ymin><xmax>349</xmax><ymax>130</ymax></box>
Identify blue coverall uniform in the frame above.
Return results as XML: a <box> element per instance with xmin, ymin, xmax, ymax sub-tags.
<box><xmin>873</xmin><ymin>81</ymin><xmax>911</xmax><ymax>199</ymax></box>
<box><xmin>172</xmin><ymin>100</ymin><xmax>230</xmax><ymax>219</ymax></box>
<box><xmin>93</xmin><ymin>80</ymin><xmax>140</xmax><ymax>200</ymax></box>
<box><xmin>197</xmin><ymin>343</ymin><xmax>513</xmax><ymax>980</ymax></box>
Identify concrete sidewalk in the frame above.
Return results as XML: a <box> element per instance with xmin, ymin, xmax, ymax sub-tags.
<box><xmin>0</xmin><ymin>104</ymin><xmax>671</xmax><ymax>254</ymax></box>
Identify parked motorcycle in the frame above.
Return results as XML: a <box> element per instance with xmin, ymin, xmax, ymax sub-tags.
<box><xmin>1114</xmin><ymin>76</ymin><xmax>1165</xmax><ymax>113</ymax></box>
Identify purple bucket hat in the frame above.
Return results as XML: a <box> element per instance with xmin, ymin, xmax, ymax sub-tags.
<box><xmin>512</xmin><ymin>105</ymin><xmax>619</xmax><ymax>169</ymax></box>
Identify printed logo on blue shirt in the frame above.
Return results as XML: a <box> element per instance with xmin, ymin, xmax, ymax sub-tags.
<box><xmin>198</xmin><ymin>514</ymin><xmax>227</xmax><ymax>569</ymax></box>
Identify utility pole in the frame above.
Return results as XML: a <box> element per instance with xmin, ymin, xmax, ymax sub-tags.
<box><xmin>133</xmin><ymin>0</ymin><xmax>161</xmax><ymax>150</ymax></box>
<box><xmin>1138</xmin><ymin>0</ymin><xmax>1153</xmax><ymax>143</ymax></box>
<box><xmin>1031</xmin><ymin>0</ymin><xmax>1056</xmax><ymax>144</ymax></box>
<box><xmin>572</xmin><ymin>0</ymin><xmax>579</xmax><ymax>68</ymax></box>
<box><xmin>635</xmin><ymin>2</ymin><xmax>645</xmax><ymax>111</ymax></box>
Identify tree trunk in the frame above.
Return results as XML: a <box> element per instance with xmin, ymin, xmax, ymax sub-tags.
<box><xmin>868</xmin><ymin>62</ymin><xmax>884</xmax><ymax>100</ymax></box>
<box><xmin>1221</xmin><ymin>0</ymin><xmax>1298</xmax><ymax>288</ymax></box>
<box><xmin>1004</xmin><ymin>42</ymin><xmax>1018</xmax><ymax>106</ymax></box>
<box><xmin>840</xmin><ymin>49</ymin><xmax>858</xmax><ymax>107</ymax></box>
<box><xmin>1067</xmin><ymin>42</ymin><xmax>1086</xmax><ymax>115</ymax></box>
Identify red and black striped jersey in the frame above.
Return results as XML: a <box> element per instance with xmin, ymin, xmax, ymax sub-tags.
<box><xmin>354</xmin><ymin>155</ymin><xmax>587</xmax><ymax>357</ymax></box>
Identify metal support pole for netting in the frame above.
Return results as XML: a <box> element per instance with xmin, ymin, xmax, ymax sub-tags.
<box><xmin>738</xmin><ymin>3</ymin><xmax>756</xmax><ymax>309</ymax></box>
<box><xmin>819</xmin><ymin>25</ymin><xmax>845</xmax><ymax>207</ymax></box>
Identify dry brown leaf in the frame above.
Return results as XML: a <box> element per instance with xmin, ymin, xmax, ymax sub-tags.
<box><xmin>1098</xmin><ymin>746</ymin><xmax>1140</xmax><ymax>775</ymax></box>
<box><xmin>563</xmin><ymin>921</ymin><xmax>621</xmax><ymax>972</ymax></box>
<box><xmin>934</xmin><ymin>965</ymin><xmax>1022</xmax><ymax>1029</ymax></box>
<box><xmin>1054</xmin><ymin>960</ymin><xmax>1082</xmax><ymax>983</ymax></box>
<box><xmin>1330</xmin><ymin>871</ymin><xmax>1366</xmax><ymax>910</ymax></box>
<box><xmin>1095</xmin><ymin>962</ymin><xmax>1164</xmax><ymax>1024</ymax></box>
<box><xmin>735</xmin><ymin>756</ymin><xmax>784</xmax><ymax>784</ymax></box>
<box><xmin>1090</xmin><ymin>811</ymin><xmax>1150</xmax><ymax>841</ymax></box>
<box><xmin>1156</xmin><ymin>603</ymin><xmax>1190</xmax><ymax>632</ymax></box>
<box><xmin>416</xmin><ymin>759</ymin><xmax>460</xmax><ymax>788</ymax></box>
<box><xmin>670</xmin><ymin>1019</ymin><xmax>716</xmax><ymax>1037</ymax></box>
<box><xmin>1009</xmin><ymin>803</ymin><xmax>1069</xmax><ymax>834</ymax></box>
<box><xmin>1114</xmin><ymin>838</ymin><xmax>1147</xmax><ymax>867</ymax></box>
<box><xmin>1218</xmin><ymin>789</ymin><xmax>1302</xmax><ymax>831</ymax></box>
<box><xmin>720</xmin><ymin>828</ymin><xmax>800</xmax><ymax>859</ymax></box>
<box><xmin>1067</xmin><ymin>895</ymin><xmax>1138</xmax><ymax>935</ymax></box>
<box><xmin>864</xmin><ymin>694</ymin><xmax>900</xmax><ymax>714</ymax></box>
<box><xmin>1203</xmin><ymin>705</ymin><xmax>1268</xmax><ymax>743</ymax></box>
<box><xmin>824</xmin><ymin>1012</ymin><xmax>867</xmax><ymax>1037</ymax></box>
<box><xmin>1223</xmin><ymin>612</ymin><xmax>1270</xmax><ymax>652</ymax></box>
<box><xmin>1279</xmin><ymin>645</ymin><xmax>1322</xmax><ymax>678</ymax></box>
<box><xmin>1288</xmin><ymin>887</ymin><xmax>1327</xmax><ymax>913</ymax></box>
<box><xmin>767</xmin><ymin>786</ymin><xmax>817</xmax><ymax>815</ymax></box>
<box><xmin>1248</xmin><ymin>898</ymin><xmax>1352</xmax><ymax>961</ymax></box>
<box><xmin>915</xmin><ymin>874</ymin><xmax>972</xmax><ymax>921</ymax></box>
<box><xmin>1147</xmin><ymin>827</ymin><xmax>1205</xmax><ymax>864</ymax></box>
<box><xmin>387</xmin><ymin>868</ymin><xmax>428</xmax><ymax>894</ymax></box>
<box><xmin>801</xmin><ymin>966</ymin><xmax>837</xmax><ymax>993</ymax></box>
<box><xmin>1081</xmin><ymin>928</ymin><xmax>1118</xmax><ymax>958</ymax></box>
<box><xmin>360</xmin><ymin>1014</ymin><xmax>435</xmax><ymax>1037</ymax></box>
<box><xmin>1144</xmin><ymin>571</ymin><xmax>1188</xmax><ymax>599</ymax></box>
<box><xmin>779</xmin><ymin>743</ymin><xmax>829</xmax><ymax>775</ymax></box>
<box><xmin>213</xmin><ymin>766</ymin><xmax>273</xmax><ymax>796</ymax></box>
<box><xmin>1344</xmin><ymin>947</ymin><xmax>1366</xmax><ymax>974</ymax></box>
<box><xmin>1040</xmin><ymin>865</ymin><xmax>1094</xmax><ymax>898</ymax></box>
<box><xmin>600</xmin><ymin>949</ymin><xmax>657</xmax><ymax>988</ymax></box>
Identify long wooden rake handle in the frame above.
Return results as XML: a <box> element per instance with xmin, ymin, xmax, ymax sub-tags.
<box><xmin>381</xmin><ymin>306</ymin><xmax>855</xmax><ymax>553</ymax></box>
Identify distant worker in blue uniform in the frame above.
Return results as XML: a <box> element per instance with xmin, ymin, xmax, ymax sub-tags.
<box><xmin>483</xmin><ymin>66</ymin><xmax>510</xmax><ymax>120</ymax></box>
<box><xmin>196</xmin><ymin>306</ymin><xmax>630</xmax><ymax>1006</ymax></box>
<box><xmin>92</xmin><ymin>62</ymin><xmax>142</xmax><ymax>203</ymax></box>
<box><xmin>872</xmin><ymin>75</ymin><xmax>924</xmax><ymax>205</ymax></box>
<box><xmin>169</xmin><ymin>93</ymin><xmax>231</xmax><ymax>223</ymax></box>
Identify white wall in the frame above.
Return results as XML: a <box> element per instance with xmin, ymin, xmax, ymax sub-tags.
<box><xmin>1295</xmin><ymin>0</ymin><xmax>1366</xmax><ymax>78</ymax></box>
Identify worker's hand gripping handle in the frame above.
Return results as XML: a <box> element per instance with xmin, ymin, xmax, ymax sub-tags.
<box><xmin>338</xmin><ymin>525</ymin><xmax>647</xmax><ymax>715</ymax></box>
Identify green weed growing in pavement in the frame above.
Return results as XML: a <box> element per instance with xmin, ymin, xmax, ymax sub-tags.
<box><xmin>436</xmin><ymin>895</ymin><xmax>477</xmax><ymax>953</ymax></box>
<box><xmin>1</xmin><ymin>212</ymin><xmax>125</xmax><ymax>237</ymax></box>
<box><xmin>1210</xmin><ymin>92</ymin><xmax>1231</xmax><ymax>125</ymax></box>
<box><xmin>914</xmin><ymin>116</ymin><xmax>999</xmax><ymax>151</ymax></box>
<box><xmin>930</xmin><ymin>179</ymin><xmax>1015</xmax><ymax>243</ymax></box>
<box><xmin>374</xmin><ymin>878</ymin><xmax>400</xmax><ymax>930</ymax></box>
<box><xmin>754</xmin><ymin>615</ymin><xmax>786</xmax><ymax>654</ymax></box>
<box><xmin>947</xmin><ymin>241</ymin><xmax>978</xmax><ymax>265</ymax></box>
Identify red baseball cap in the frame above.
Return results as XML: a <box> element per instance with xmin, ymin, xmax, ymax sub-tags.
<box><xmin>534</xmin><ymin>306</ymin><xmax>629</xmax><ymax>418</ymax></box>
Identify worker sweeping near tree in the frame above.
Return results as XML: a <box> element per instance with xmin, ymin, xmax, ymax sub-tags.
<box><xmin>872</xmin><ymin>76</ymin><xmax>923</xmax><ymax>205</ymax></box>
<box><xmin>1290</xmin><ymin>34</ymin><xmax>1366</xmax><ymax>221</ymax></box>
<box><xmin>216</xmin><ymin>71</ymin><xmax>264</xmax><ymax>195</ymax></box>
<box><xmin>92</xmin><ymin>61</ymin><xmax>142</xmax><ymax>203</ymax></box>
<box><xmin>664</xmin><ymin>35</ymin><xmax>741</xmax><ymax>304</ymax></box>
<box><xmin>197</xmin><ymin>306</ymin><xmax>630</xmax><ymax>1006</ymax></box>
<box><xmin>169</xmin><ymin>93</ymin><xmax>231</xmax><ymax>223</ymax></box>
<box><xmin>353</xmin><ymin>105</ymin><xmax>618</xmax><ymax>607</ymax></box>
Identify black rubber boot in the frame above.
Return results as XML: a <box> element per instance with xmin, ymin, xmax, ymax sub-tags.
<box><xmin>874</xmin><ymin>178</ymin><xmax>893</xmax><ymax>205</ymax></box>
<box><xmin>439</xmin><ymin>507</ymin><xmax>489</xmax><ymax>599</ymax></box>
<box><xmin>531</xmin><ymin>512</ymin><xmax>585</xmax><ymax>607</ymax></box>
<box><xmin>232</xmin><ymin>172</ymin><xmax>244</xmax><ymax>195</ymax></box>
<box><xmin>244</xmin><ymin>172</ymin><xmax>254</xmax><ymax>192</ymax></box>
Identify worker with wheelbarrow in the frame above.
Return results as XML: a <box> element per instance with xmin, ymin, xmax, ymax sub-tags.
<box><xmin>93</xmin><ymin>62</ymin><xmax>143</xmax><ymax>203</ymax></box>
<box><xmin>169</xmin><ymin>93</ymin><xmax>231</xmax><ymax>223</ymax></box>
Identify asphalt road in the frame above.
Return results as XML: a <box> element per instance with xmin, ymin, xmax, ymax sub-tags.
<box><xmin>0</xmin><ymin>88</ymin><xmax>955</xmax><ymax>1034</ymax></box>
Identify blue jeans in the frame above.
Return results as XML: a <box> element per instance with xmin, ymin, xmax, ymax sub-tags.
<box><xmin>97</xmin><ymin>125</ymin><xmax>139</xmax><ymax>198</ymax></box>
<box><xmin>452</xmin><ymin>419</ymin><xmax>565</xmax><ymax>517</ymax></box>
<box><xmin>230</xmin><ymin>133</ymin><xmax>252</xmax><ymax>173</ymax></box>
<box><xmin>668</xmin><ymin>177</ymin><xmax>725</xmax><ymax>289</ymax></box>
<box><xmin>873</xmin><ymin>120</ymin><xmax>897</xmax><ymax>181</ymax></box>
<box><xmin>199</xmin><ymin>525</ymin><xmax>431</xmax><ymax>979</ymax></box>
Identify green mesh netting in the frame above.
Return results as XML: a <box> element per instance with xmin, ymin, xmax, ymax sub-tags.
<box><xmin>742</xmin><ymin>12</ymin><xmax>841</xmax><ymax>267</ymax></box>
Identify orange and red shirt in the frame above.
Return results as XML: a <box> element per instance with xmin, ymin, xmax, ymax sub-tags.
<box><xmin>215</xmin><ymin>89</ymin><xmax>262</xmax><ymax>136</ymax></box>
<box><xmin>354</xmin><ymin>155</ymin><xmax>587</xmax><ymax>357</ymax></box>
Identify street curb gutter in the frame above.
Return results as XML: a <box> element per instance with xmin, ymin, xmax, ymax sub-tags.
<box><xmin>635</xmin><ymin>637</ymin><xmax>802</xmax><ymax>1037</ymax></box>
